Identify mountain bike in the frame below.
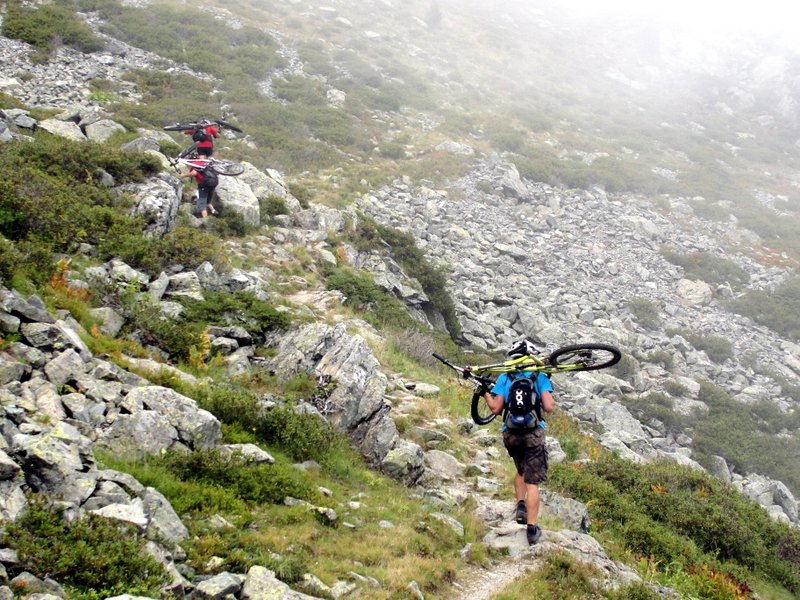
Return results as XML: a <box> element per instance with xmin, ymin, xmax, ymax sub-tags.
<box><xmin>169</xmin><ymin>155</ymin><xmax>245</xmax><ymax>176</ymax></box>
<box><xmin>163</xmin><ymin>118</ymin><xmax>243</xmax><ymax>134</ymax></box>
<box><xmin>433</xmin><ymin>343</ymin><xmax>622</xmax><ymax>425</ymax></box>
<box><xmin>163</xmin><ymin>119</ymin><xmax>245</xmax><ymax>175</ymax></box>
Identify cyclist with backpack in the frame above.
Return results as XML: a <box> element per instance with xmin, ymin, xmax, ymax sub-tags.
<box><xmin>185</xmin><ymin>119</ymin><xmax>220</xmax><ymax>157</ymax></box>
<box><xmin>484</xmin><ymin>339</ymin><xmax>554</xmax><ymax>546</ymax></box>
<box><xmin>179</xmin><ymin>159</ymin><xmax>219</xmax><ymax>218</ymax></box>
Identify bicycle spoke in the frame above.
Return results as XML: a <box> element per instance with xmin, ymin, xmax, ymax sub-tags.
<box><xmin>548</xmin><ymin>343</ymin><xmax>621</xmax><ymax>372</ymax></box>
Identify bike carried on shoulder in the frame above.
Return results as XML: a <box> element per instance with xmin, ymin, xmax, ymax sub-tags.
<box><xmin>433</xmin><ymin>342</ymin><xmax>621</xmax><ymax>425</ymax></box>
<box><xmin>169</xmin><ymin>154</ymin><xmax>245</xmax><ymax>177</ymax></box>
<box><xmin>163</xmin><ymin>119</ymin><xmax>245</xmax><ymax>176</ymax></box>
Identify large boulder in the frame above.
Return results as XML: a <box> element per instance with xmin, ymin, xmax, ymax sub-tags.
<box><xmin>215</xmin><ymin>176</ymin><xmax>260</xmax><ymax>227</ymax></box>
<box><xmin>267</xmin><ymin>322</ymin><xmax>424</xmax><ymax>484</ymax></box>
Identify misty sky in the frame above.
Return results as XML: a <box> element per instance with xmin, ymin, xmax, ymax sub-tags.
<box><xmin>565</xmin><ymin>0</ymin><xmax>798</xmax><ymax>35</ymax></box>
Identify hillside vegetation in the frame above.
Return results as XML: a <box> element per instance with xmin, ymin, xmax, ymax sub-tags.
<box><xmin>2</xmin><ymin>0</ymin><xmax>800</xmax><ymax>599</ymax></box>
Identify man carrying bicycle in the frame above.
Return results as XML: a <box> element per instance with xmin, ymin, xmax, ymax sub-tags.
<box><xmin>179</xmin><ymin>158</ymin><xmax>218</xmax><ymax>219</ymax></box>
<box><xmin>484</xmin><ymin>339</ymin><xmax>554</xmax><ymax>546</ymax></box>
<box><xmin>185</xmin><ymin>119</ymin><xmax>220</xmax><ymax>157</ymax></box>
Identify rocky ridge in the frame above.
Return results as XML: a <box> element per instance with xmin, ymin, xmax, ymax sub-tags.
<box><xmin>356</xmin><ymin>152</ymin><xmax>800</xmax><ymax>527</ymax></box>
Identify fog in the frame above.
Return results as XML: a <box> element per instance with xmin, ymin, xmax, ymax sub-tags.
<box><xmin>561</xmin><ymin>0</ymin><xmax>800</xmax><ymax>49</ymax></box>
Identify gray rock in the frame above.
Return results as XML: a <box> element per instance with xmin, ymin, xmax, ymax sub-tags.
<box><xmin>43</xmin><ymin>348</ymin><xmax>86</xmax><ymax>386</ymax></box>
<box><xmin>141</xmin><ymin>487</ymin><xmax>190</xmax><ymax>546</ymax></box>
<box><xmin>241</xmin><ymin>565</ymin><xmax>319</xmax><ymax>599</ymax></box>
<box><xmin>37</xmin><ymin>119</ymin><xmax>87</xmax><ymax>142</ymax></box>
<box><xmin>125</xmin><ymin>386</ymin><xmax>221</xmax><ymax>449</ymax></box>
<box><xmin>84</xmin><ymin>118</ymin><xmax>125</xmax><ymax>143</ymax></box>
<box><xmin>194</xmin><ymin>571</ymin><xmax>245</xmax><ymax>599</ymax></box>
<box><xmin>219</xmin><ymin>443</ymin><xmax>275</xmax><ymax>465</ymax></box>
<box><xmin>89</xmin><ymin>307</ymin><xmax>125</xmax><ymax>337</ymax></box>
<box><xmin>90</xmin><ymin>500</ymin><xmax>148</xmax><ymax>531</ymax></box>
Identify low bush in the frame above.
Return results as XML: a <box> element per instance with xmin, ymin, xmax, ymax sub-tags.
<box><xmin>324</xmin><ymin>266</ymin><xmax>417</xmax><ymax>329</ymax></box>
<box><xmin>664</xmin><ymin>379</ymin><xmax>689</xmax><ymax>397</ymax></box>
<box><xmin>552</xmin><ymin>454</ymin><xmax>800</xmax><ymax>594</ymax></box>
<box><xmin>180</xmin><ymin>291</ymin><xmax>291</xmax><ymax>337</ymax></box>
<box><xmin>5</xmin><ymin>498</ymin><xmax>167</xmax><ymax>597</ymax></box>
<box><xmin>260</xmin><ymin>195</ymin><xmax>290</xmax><ymax>225</ymax></box>
<box><xmin>190</xmin><ymin>385</ymin><xmax>338</xmax><ymax>463</ymax></box>
<box><xmin>349</xmin><ymin>216</ymin><xmax>461</xmax><ymax>339</ymax></box>
<box><xmin>668</xmin><ymin>328</ymin><xmax>733</xmax><ymax>364</ymax></box>
<box><xmin>627</xmin><ymin>297</ymin><xmax>660</xmax><ymax>330</ymax></box>
<box><xmin>98</xmin><ymin>225</ymin><xmax>223</xmax><ymax>276</ymax></box>
<box><xmin>158</xmin><ymin>449</ymin><xmax>318</xmax><ymax>505</ymax></box>
<box><xmin>692</xmin><ymin>380</ymin><xmax>800</xmax><ymax>497</ymax></box>
<box><xmin>661</xmin><ymin>248</ymin><xmax>750</xmax><ymax>289</ymax></box>
<box><xmin>729</xmin><ymin>276</ymin><xmax>800</xmax><ymax>342</ymax></box>
<box><xmin>2</xmin><ymin>2</ymin><xmax>104</xmax><ymax>62</ymax></box>
<box><xmin>124</xmin><ymin>297</ymin><xmax>205</xmax><ymax>360</ymax></box>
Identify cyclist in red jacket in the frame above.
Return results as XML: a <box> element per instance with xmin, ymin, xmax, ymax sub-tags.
<box><xmin>179</xmin><ymin>159</ymin><xmax>218</xmax><ymax>218</ymax></box>
<box><xmin>185</xmin><ymin>119</ymin><xmax>220</xmax><ymax>157</ymax></box>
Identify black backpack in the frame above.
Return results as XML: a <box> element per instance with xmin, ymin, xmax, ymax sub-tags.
<box><xmin>504</xmin><ymin>373</ymin><xmax>542</xmax><ymax>429</ymax></box>
<box><xmin>197</xmin><ymin>163</ymin><xmax>218</xmax><ymax>188</ymax></box>
<box><xmin>192</xmin><ymin>124</ymin><xmax>211</xmax><ymax>142</ymax></box>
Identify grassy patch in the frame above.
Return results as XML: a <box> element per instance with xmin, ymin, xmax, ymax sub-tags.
<box><xmin>5</xmin><ymin>498</ymin><xmax>168</xmax><ymax>598</ymax></box>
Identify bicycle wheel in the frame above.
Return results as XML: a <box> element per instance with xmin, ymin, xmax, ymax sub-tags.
<box><xmin>177</xmin><ymin>143</ymin><xmax>199</xmax><ymax>160</ymax></box>
<box><xmin>548</xmin><ymin>343</ymin><xmax>621</xmax><ymax>372</ymax></box>
<box><xmin>210</xmin><ymin>159</ymin><xmax>245</xmax><ymax>176</ymax></box>
<box><xmin>471</xmin><ymin>390</ymin><xmax>497</xmax><ymax>425</ymax></box>
<box><xmin>215</xmin><ymin>119</ymin><xmax>243</xmax><ymax>133</ymax></box>
<box><xmin>163</xmin><ymin>123</ymin><xmax>195</xmax><ymax>132</ymax></box>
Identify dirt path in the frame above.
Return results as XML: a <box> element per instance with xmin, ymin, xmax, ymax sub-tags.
<box><xmin>449</xmin><ymin>558</ymin><xmax>527</xmax><ymax>600</ymax></box>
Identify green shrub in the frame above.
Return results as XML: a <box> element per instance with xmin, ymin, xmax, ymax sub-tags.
<box><xmin>664</xmin><ymin>379</ymin><xmax>689</xmax><ymax>397</ymax></box>
<box><xmin>124</xmin><ymin>297</ymin><xmax>205</xmax><ymax>360</ymax></box>
<box><xmin>661</xmin><ymin>248</ymin><xmax>750</xmax><ymax>290</ymax></box>
<box><xmin>611</xmin><ymin>353</ymin><xmax>638</xmax><ymax>381</ymax></box>
<box><xmin>729</xmin><ymin>276</ymin><xmax>800</xmax><ymax>341</ymax></box>
<box><xmin>0</xmin><ymin>236</ymin><xmax>22</xmax><ymax>284</ymax></box>
<box><xmin>87</xmin><ymin>0</ymin><xmax>282</xmax><ymax>84</ymax></box>
<box><xmin>158</xmin><ymin>448</ymin><xmax>318</xmax><ymax>505</ymax></box>
<box><xmin>6</xmin><ymin>498</ymin><xmax>167</xmax><ymax>597</ymax></box>
<box><xmin>627</xmin><ymin>297</ymin><xmax>660</xmax><ymax>329</ymax></box>
<box><xmin>2</xmin><ymin>2</ymin><xmax>104</xmax><ymax>62</ymax></box>
<box><xmin>272</xmin><ymin>76</ymin><xmax>326</xmax><ymax>105</ymax></box>
<box><xmin>692</xmin><ymin>381</ymin><xmax>800</xmax><ymax>498</ymax></box>
<box><xmin>98</xmin><ymin>226</ymin><xmax>224</xmax><ymax>276</ymax></box>
<box><xmin>287</xmin><ymin>182</ymin><xmax>312</xmax><ymax>208</ymax></box>
<box><xmin>324</xmin><ymin>266</ymin><xmax>416</xmax><ymax>330</ymax></box>
<box><xmin>180</xmin><ymin>291</ymin><xmax>291</xmax><ymax>337</ymax></box>
<box><xmin>668</xmin><ymin>328</ymin><xmax>733</xmax><ymax>364</ymax></box>
<box><xmin>260</xmin><ymin>195</ymin><xmax>290</xmax><ymax>226</ymax></box>
<box><xmin>191</xmin><ymin>385</ymin><xmax>338</xmax><ymax>463</ymax></box>
<box><xmin>646</xmin><ymin>350</ymin><xmax>674</xmax><ymax>369</ymax></box>
<box><xmin>349</xmin><ymin>216</ymin><xmax>461</xmax><ymax>339</ymax></box>
<box><xmin>554</xmin><ymin>453</ymin><xmax>800</xmax><ymax>593</ymax></box>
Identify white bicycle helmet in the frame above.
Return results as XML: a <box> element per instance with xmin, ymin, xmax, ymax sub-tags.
<box><xmin>507</xmin><ymin>339</ymin><xmax>537</xmax><ymax>358</ymax></box>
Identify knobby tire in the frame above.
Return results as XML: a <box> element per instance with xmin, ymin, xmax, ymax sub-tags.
<box><xmin>163</xmin><ymin>123</ymin><xmax>194</xmax><ymax>132</ymax></box>
<box><xmin>471</xmin><ymin>390</ymin><xmax>497</xmax><ymax>425</ymax></box>
<box><xmin>547</xmin><ymin>343</ymin><xmax>621</xmax><ymax>371</ymax></box>
<box><xmin>210</xmin><ymin>160</ymin><xmax>245</xmax><ymax>176</ymax></box>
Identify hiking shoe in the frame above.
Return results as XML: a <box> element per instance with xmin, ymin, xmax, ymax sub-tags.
<box><xmin>515</xmin><ymin>500</ymin><xmax>527</xmax><ymax>525</ymax></box>
<box><xmin>526</xmin><ymin>524</ymin><xmax>542</xmax><ymax>546</ymax></box>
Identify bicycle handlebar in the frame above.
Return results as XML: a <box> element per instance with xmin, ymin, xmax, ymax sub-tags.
<box><xmin>432</xmin><ymin>353</ymin><xmax>494</xmax><ymax>388</ymax></box>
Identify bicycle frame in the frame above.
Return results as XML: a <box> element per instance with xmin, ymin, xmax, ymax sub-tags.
<box><xmin>468</xmin><ymin>356</ymin><xmax>595</xmax><ymax>377</ymax></box>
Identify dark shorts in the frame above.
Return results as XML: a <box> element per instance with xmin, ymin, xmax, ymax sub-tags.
<box><xmin>196</xmin><ymin>145</ymin><xmax>213</xmax><ymax>157</ymax></box>
<box><xmin>503</xmin><ymin>427</ymin><xmax>548</xmax><ymax>485</ymax></box>
<box><xmin>196</xmin><ymin>185</ymin><xmax>216</xmax><ymax>212</ymax></box>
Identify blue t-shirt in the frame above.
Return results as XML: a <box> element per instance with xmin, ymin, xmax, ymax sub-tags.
<box><xmin>492</xmin><ymin>372</ymin><xmax>553</xmax><ymax>430</ymax></box>
<box><xmin>491</xmin><ymin>371</ymin><xmax>553</xmax><ymax>401</ymax></box>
